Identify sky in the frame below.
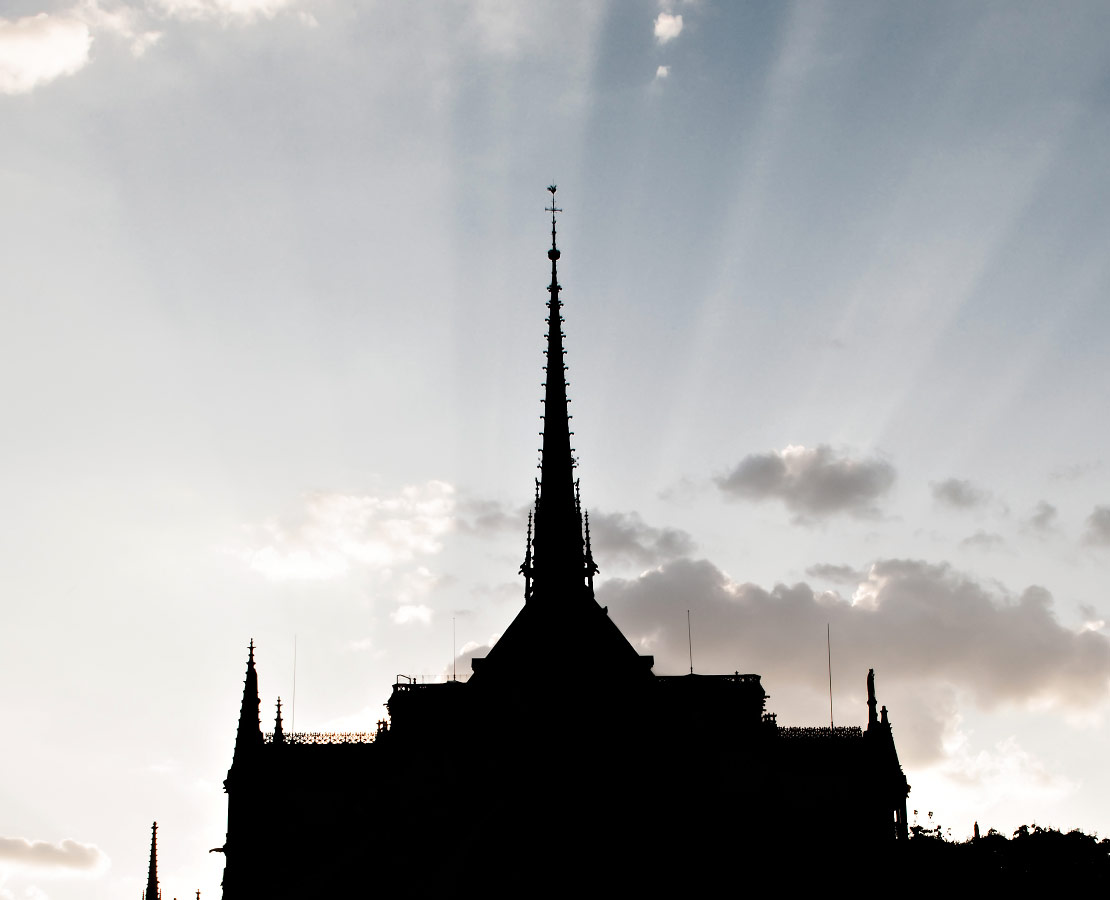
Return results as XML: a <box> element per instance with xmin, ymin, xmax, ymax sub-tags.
<box><xmin>2</xmin><ymin>0</ymin><xmax>1110</xmax><ymax>895</ymax></box>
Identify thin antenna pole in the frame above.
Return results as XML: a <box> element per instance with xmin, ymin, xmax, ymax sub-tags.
<box><xmin>291</xmin><ymin>635</ymin><xmax>297</xmax><ymax>736</ymax></box>
<box><xmin>827</xmin><ymin>624</ymin><xmax>833</xmax><ymax>729</ymax></box>
<box><xmin>452</xmin><ymin>617</ymin><xmax>456</xmax><ymax>682</ymax></box>
<box><xmin>687</xmin><ymin>609</ymin><xmax>693</xmax><ymax>675</ymax></box>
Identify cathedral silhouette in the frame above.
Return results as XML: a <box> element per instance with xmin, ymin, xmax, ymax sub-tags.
<box><xmin>215</xmin><ymin>189</ymin><xmax>910</xmax><ymax>896</ymax></box>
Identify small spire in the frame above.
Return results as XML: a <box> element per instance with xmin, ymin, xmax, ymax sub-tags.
<box><xmin>274</xmin><ymin>697</ymin><xmax>285</xmax><ymax>744</ymax></box>
<box><xmin>584</xmin><ymin>509</ymin><xmax>598</xmax><ymax>592</ymax></box>
<box><xmin>519</xmin><ymin>509</ymin><xmax>534</xmax><ymax>599</ymax></box>
<box><xmin>144</xmin><ymin>821</ymin><xmax>159</xmax><ymax>900</ymax></box>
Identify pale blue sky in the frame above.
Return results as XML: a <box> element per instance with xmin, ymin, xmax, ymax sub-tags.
<box><xmin>2</xmin><ymin>1</ymin><xmax>1110</xmax><ymax>896</ymax></box>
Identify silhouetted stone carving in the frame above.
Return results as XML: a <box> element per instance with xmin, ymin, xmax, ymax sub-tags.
<box><xmin>216</xmin><ymin>189</ymin><xmax>910</xmax><ymax>897</ymax></box>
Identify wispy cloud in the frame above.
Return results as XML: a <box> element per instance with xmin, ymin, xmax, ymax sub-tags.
<box><xmin>391</xmin><ymin>603</ymin><xmax>433</xmax><ymax>626</ymax></box>
<box><xmin>805</xmin><ymin>563</ymin><xmax>866</xmax><ymax>585</ymax></box>
<box><xmin>152</xmin><ymin>0</ymin><xmax>299</xmax><ymax>25</ymax></box>
<box><xmin>1026</xmin><ymin>500</ymin><xmax>1058</xmax><ymax>533</ymax></box>
<box><xmin>1083</xmin><ymin>506</ymin><xmax>1110</xmax><ymax>546</ymax></box>
<box><xmin>236</xmin><ymin>482</ymin><xmax>456</xmax><ymax>581</ymax></box>
<box><xmin>960</xmin><ymin>530</ymin><xmax>1005</xmax><ymax>550</ymax></box>
<box><xmin>0</xmin><ymin>11</ymin><xmax>92</xmax><ymax>95</ymax></box>
<box><xmin>932</xmin><ymin>477</ymin><xmax>991</xmax><ymax>510</ymax></box>
<box><xmin>0</xmin><ymin>836</ymin><xmax>107</xmax><ymax>874</ymax></box>
<box><xmin>0</xmin><ymin>0</ymin><xmax>311</xmax><ymax>95</ymax></box>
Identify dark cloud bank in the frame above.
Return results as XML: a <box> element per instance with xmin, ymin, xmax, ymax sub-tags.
<box><xmin>592</xmin><ymin>556</ymin><xmax>1110</xmax><ymax>766</ymax></box>
<box><xmin>600</xmin><ymin>557</ymin><xmax>1110</xmax><ymax>714</ymax></box>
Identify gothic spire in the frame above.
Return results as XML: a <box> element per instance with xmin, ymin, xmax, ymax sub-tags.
<box><xmin>143</xmin><ymin>821</ymin><xmax>160</xmax><ymax>900</ymax></box>
<box><xmin>531</xmin><ymin>185</ymin><xmax>587</xmax><ymax>592</ymax></box>
<box><xmin>232</xmin><ymin>640</ymin><xmax>263</xmax><ymax>764</ymax></box>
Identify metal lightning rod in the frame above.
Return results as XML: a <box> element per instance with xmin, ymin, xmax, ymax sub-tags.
<box><xmin>688</xmin><ymin>609</ymin><xmax>694</xmax><ymax>675</ymax></box>
<box><xmin>827</xmin><ymin>624</ymin><xmax>834</xmax><ymax>729</ymax></box>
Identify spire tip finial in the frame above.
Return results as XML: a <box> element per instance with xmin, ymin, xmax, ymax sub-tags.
<box><xmin>545</xmin><ymin>184</ymin><xmax>562</xmax><ymax>258</ymax></box>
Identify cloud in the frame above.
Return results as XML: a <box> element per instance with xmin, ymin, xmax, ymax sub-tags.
<box><xmin>0</xmin><ymin>888</ymin><xmax>50</xmax><ymax>900</ymax></box>
<box><xmin>1027</xmin><ymin>500</ymin><xmax>1058</xmax><ymax>533</ymax></box>
<box><xmin>0</xmin><ymin>837</ymin><xmax>107</xmax><ymax>874</ymax></box>
<box><xmin>960</xmin><ymin>531</ymin><xmax>1005</xmax><ymax>550</ymax></box>
<box><xmin>0</xmin><ymin>12</ymin><xmax>92</xmax><ymax>95</ymax></box>
<box><xmin>449</xmin><ymin>639</ymin><xmax>495</xmax><ymax>680</ymax></box>
<box><xmin>600</xmin><ymin>557</ymin><xmax>1110</xmax><ymax>713</ymax></box>
<box><xmin>716</xmin><ymin>444</ymin><xmax>895</xmax><ymax>518</ymax></box>
<box><xmin>588</xmin><ymin>511</ymin><xmax>694</xmax><ymax>569</ymax></box>
<box><xmin>237</xmin><ymin>482</ymin><xmax>456</xmax><ymax>581</ymax></box>
<box><xmin>931</xmin><ymin>478</ymin><xmax>991</xmax><ymax>510</ymax></box>
<box><xmin>79</xmin><ymin>1</ymin><xmax>162</xmax><ymax>57</ymax></box>
<box><xmin>453</xmin><ymin>498</ymin><xmax>522</xmax><ymax>535</ymax></box>
<box><xmin>655</xmin><ymin>65</ymin><xmax>670</xmax><ymax>79</ymax></box>
<box><xmin>1083</xmin><ymin>506</ymin><xmax>1110</xmax><ymax>546</ymax></box>
<box><xmin>391</xmin><ymin>604</ymin><xmax>433</xmax><ymax>626</ymax></box>
<box><xmin>152</xmin><ymin>0</ymin><xmax>298</xmax><ymax>24</ymax></box>
<box><xmin>653</xmin><ymin>12</ymin><xmax>683</xmax><ymax>43</ymax></box>
<box><xmin>1050</xmin><ymin>460</ymin><xmax>1103</xmax><ymax>482</ymax></box>
<box><xmin>452</xmin><ymin>500</ymin><xmax>692</xmax><ymax>570</ymax></box>
<box><xmin>805</xmin><ymin>563</ymin><xmax>866</xmax><ymax>584</ymax></box>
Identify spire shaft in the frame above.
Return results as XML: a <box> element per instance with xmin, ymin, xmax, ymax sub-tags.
<box><xmin>532</xmin><ymin>186</ymin><xmax>587</xmax><ymax>591</ymax></box>
<box><xmin>144</xmin><ymin>821</ymin><xmax>159</xmax><ymax>900</ymax></box>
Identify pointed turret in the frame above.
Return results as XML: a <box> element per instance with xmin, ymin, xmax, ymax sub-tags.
<box><xmin>273</xmin><ymin>697</ymin><xmax>285</xmax><ymax>745</ymax></box>
<box><xmin>232</xmin><ymin>640</ymin><xmax>263</xmax><ymax>764</ymax></box>
<box><xmin>531</xmin><ymin>185</ymin><xmax>587</xmax><ymax>594</ymax></box>
<box><xmin>143</xmin><ymin>821</ymin><xmax>160</xmax><ymax>900</ymax></box>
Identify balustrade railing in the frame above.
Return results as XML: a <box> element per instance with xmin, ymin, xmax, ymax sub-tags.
<box><xmin>263</xmin><ymin>731</ymin><xmax>378</xmax><ymax>745</ymax></box>
<box><xmin>778</xmin><ymin>726</ymin><xmax>863</xmax><ymax>740</ymax></box>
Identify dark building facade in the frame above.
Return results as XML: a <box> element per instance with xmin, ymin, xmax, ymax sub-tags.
<box><xmin>217</xmin><ymin>190</ymin><xmax>910</xmax><ymax>897</ymax></box>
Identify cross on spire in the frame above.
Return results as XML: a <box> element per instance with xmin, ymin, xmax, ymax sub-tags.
<box><xmin>545</xmin><ymin>184</ymin><xmax>561</xmax><ymax>251</ymax></box>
